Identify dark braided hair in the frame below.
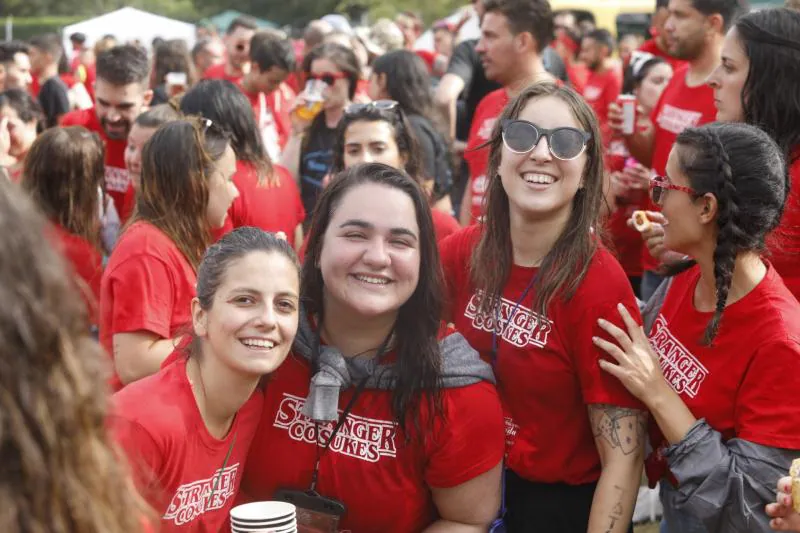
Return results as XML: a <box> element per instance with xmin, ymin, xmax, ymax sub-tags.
<box><xmin>673</xmin><ymin>122</ymin><xmax>785</xmax><ymax>344</ymax></box>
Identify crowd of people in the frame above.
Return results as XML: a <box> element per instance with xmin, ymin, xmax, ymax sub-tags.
<box><xmin>1</xmin><ymin>0</ymin><xmax>800</xmax><ymax>532</ymax></box>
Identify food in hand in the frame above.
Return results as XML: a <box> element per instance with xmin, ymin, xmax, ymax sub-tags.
<box><xmin>631</xmin><ymin>211</ymin><xmax>652</xmax><ymax>233</ymax></box>
<box><xmin>790</xmin><ymin>458</ymin><xmax>800</xmax><ymax>512</ymax></box>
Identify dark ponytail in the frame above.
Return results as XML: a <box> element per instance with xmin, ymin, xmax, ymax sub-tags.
<box><xmin>675</xmin><ymin>122</ymin><xmax>785</xmax><ymax>344</ymax></box>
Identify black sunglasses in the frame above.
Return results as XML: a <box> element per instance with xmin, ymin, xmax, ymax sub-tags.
<box><xmin>345</xmin><ymin>100</ymin><xmax>399</xmax><ymax>115</ymax></box>
<box><xmin>501</xmin><ymin>119</ymin><xmax>591</xmax><ymax>161</ymax></box>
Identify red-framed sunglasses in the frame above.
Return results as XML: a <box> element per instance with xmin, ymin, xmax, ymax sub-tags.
<box><xmin>308</xmin><ymin>71</ymin><xmax>348</xmax><ymax>86</ymax></box>
<box><xmin>649</xmin><ymin>176</ymin><xmax>697</xmax><ymax>205</ymax></box>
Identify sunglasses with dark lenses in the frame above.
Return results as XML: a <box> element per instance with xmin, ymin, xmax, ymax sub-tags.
<box><xmin>649</xmin><ymin>176</ymin><xmax>697</xmax><ymax>205</ymax></box>
<box><xmin>309</xmin><ymin>72</ymin><xmax>349</xmax><ymax>86</ymax></box>
<box><xmin>345</xmin><ymin>100</ymin><xmax>399</xmax><ymax>115</ymax></box>
<box><xmin>501</xmin><ymin>119</ymin><xmax>592</xmax><ymax>161</ymax></box>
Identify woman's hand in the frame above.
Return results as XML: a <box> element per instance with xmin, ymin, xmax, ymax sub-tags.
<box><xmin>289</xmin><ymin>92</ymin><xmax>313</xmax><ymax>133</ymax></box>
<box><xmin>627</xmin><ymin>211</ymin><xmax>668</xmax><ymax>261</ymax></box>
<box><xmin>767</xmin><ymin>477</ymin><xmax>800</xmax><ymax>531</ymax></box>
<box><xmin>621</xmin><ymin>161</ymin><xmax>651</xmax><ymax>191</ymax></box>
<box><xmin>593</xmin><ymin>303</ymin><xmax>668</xmax><ymax>402</ymax></box>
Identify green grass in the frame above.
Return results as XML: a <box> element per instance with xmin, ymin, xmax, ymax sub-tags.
<box><xmin>635</xmin><ymin>522</ymin><xmax>660</xmax><ymax>533</ymax></box>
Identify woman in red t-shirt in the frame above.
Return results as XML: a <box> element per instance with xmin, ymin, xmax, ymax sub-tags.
<box><xmin>101</xmin><ymin>117</ymin><xmax>239</xmax><ymax>390</ymax></box>
<box><xmin>113</xmin><ymin>227</ymin><xmax>300</xmax><ymax>533</ymax></box>
<box><xmin>180</xmin><ymin>79</ymin><xmax>306</xmax><ymax>250</ymax></box>
<box><xmin>595</xmin><ymin>122</ymin><xmax>800</xmax><ymax>533</ymax></box>
<box><xmin>0</xmin><ymin>88</ymin><xmax>43</xmax><ymax>181</ymax></box>
<box><xmin>328</xmin><ymin>100</ymin><xmax>461</xmax><ymax>243</ymax></box>
<box><xmin>0</xmin><ymin>177</ymin><xmax>151</xmax><ymax>533</ymax></box>
<box><xmin>241</xmin><ymin>163</ymin><xmax>504</xmax><ymax>532</ymax></box>
<box><xmin>22</xmin><ymin>126</ymin><xmax>105</xmax><ymax>326</ymax></box>
<box><xmin>644</xmin><ymin>8</ymin><xmax>800</xmax><ymax>300</ymax></box>
<box><xmin>439</xmin><ymin>82</ymin><xmax>647</xmax><ymax>532</ymax></box>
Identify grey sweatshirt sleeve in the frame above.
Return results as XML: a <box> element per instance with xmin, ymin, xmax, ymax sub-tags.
<box><xmin>663</xmin><ymin>418</ymin><xmax>799</xmax><ymax>533</ymax></box>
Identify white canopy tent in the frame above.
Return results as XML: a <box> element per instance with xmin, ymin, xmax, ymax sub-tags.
<box><xmin>414</xmin><ymin>6</ymin><xmax>481</xmax><ymax>51</ymax></box>
<box><xmin>62</xmin><ymin>7</ymin><xmax>196</xmax><ymax>52</ymax></box>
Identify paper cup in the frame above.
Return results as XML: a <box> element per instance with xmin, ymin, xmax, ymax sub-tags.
<box><xmin>231</xmin><ymin>501</ymin><xmax>296</xmax><ymax>523</ymax></box>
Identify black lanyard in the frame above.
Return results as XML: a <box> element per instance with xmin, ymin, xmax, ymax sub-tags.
<box><xmin>308</xmin><ymin>328</ymin><xmax>393</xmax><ymax>492</ymax></box>
<box><xmin>490</xmin><ymin>273</ymin><xmax>538</xmax><ymax>365</ymax></box>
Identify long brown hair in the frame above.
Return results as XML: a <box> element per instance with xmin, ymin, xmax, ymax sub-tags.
<box><xmin>22</xmin><ymin>126</ymin><xmax>105</xmax><ymax>251</ymax></box>
<box><xmin>471</xmin><ymin>82</ymin><xmax>604</xmax><ymax>316</ymax></box>
<box><xmin>133</xmin><ymin>117</ymin><xmax>230</xmax><ymax>269</ymax></box>
<box><xmin>0</xmin><ymin>177</ymin><xmax>152</xmax><ymax>533</ymax></box>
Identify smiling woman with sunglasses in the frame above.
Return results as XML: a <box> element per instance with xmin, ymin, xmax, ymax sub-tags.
<box><xmin>594</xmin><ymin>122</ymin><xmax>800</xmax><ymax>533</ymax></box>
<box><xmin>280</xmin><ymin>43</ymin><xmax>360</xmax><ymax>224</ymax></box>
<box><xmin>440</xmin><ymin>82</ymin><xmax>646</xmax><ymax>532</ymax></box>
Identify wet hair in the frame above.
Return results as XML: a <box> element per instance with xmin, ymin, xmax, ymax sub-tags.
<box><xmin>302</xmin><ymin>163</ymin><xmax>443</xmax><ymax>435</ymax></box>
<box><xmin>482</xmin><ymin>0</ymin><xmax>554</xmax><ymax>52</ymax></box>
<box><xmin>371</xmin><ymin>50</ymin><xmax>441</xmax><ymax>129</ymax></box>
<box><xmin>134</xmin><ymin>103</ymin><xmax>181</xmax><ymax>129</ymax></box>
<box><xmin>96</xmin><ymin>44</ymin><xmax>150</xmax><ymax>86</ymax></box>
<box><xmin>196</xmin><ymin>226</ymin><xmax>299</xmax><ymax>311</ymax></box>
<box><xmin>180</xmin><ymin>79</ymin><xmax>274</xmax><ymax>184</ymax></box>
<box><xmin>671</xmin><ymin>122</ymin><xmax>785</xmax><ymax>344</ymax></box>
<box><xmin>0</xmin><ymin>177</ymin><xmax>152</xmax><ymax>533</ymax></box>
<box><xmin>471</xmin><ymin>82</ymin><xmax>604</xmax><ymax>317</ymax></box>
<box><xmin>691</xmin><ymin>0</ymin><xmax>750</xmax><ymax>32</ymax></box>
<box><xmin>227</xmin><ymin>15</ymin><xmax>258</xmax><ymax>35</ymax></box>
<box><xmin>586</xmin><ymin>28</ymin><xmax>615</xmax><ymax>51</ymax></box>
<box><xmin>152</xmin><ymin>39</ymin><xmax>197</xmax><ymax>89</ymax></box>
<box><xmin>134</xmin><ymin>117</ymin><xmax>231</xmax><ymax>268</ymax></box>
<box><xmin>330</xmin><ymin>104</ymin><xmax>423</xmax><ymax>181</ymax></box>
<box><xmin>250</xmin><ymin>31</ymin><xmax>296</xmax><ymax>73</ymax></box>
<box><xmin>22</xmin><ymin>126</ymin><xmax>105</xmax><ymax>251</ymax></box>
<box><xmin>0</xmin><ymin>88</ymin><xmax>44</xmax><ymax>131</ymax></box>
<box><xmin>734</xmin><ymin>8</ymin><xmax>800</xmax><ymax>164</ymax></box>
<box><xmin>29</xmin><ymin>33</ymin><xmax>64</xmax><ymax>62</ymax></box>
<box><xmin>621</xmin><ymin>55</ymin><xmax>668</xmax><ymax>94</ymax></box>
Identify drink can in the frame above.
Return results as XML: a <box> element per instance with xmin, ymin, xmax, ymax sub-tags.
<box><xmin>618</xmin><ymin>94</ymin><xmax>637</xmax><ymax>135</ymax></box>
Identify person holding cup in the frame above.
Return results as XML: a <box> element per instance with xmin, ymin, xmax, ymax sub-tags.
<box><xmin>112</xmin><ymin>227</ymin><xmax>301</xmax><ymax>533</ymax></box>
<box><xmin>279</xmin><ymin>43</ymin><xmax>360</xmax><ymax>225</ymax></box>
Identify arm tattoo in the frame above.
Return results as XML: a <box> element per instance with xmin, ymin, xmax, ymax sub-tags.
<box><xmin>589</xmin><ymin>404</ymin><xmax>648</xmax><ymax>456</ymax></box>
<box><xmin>605</xmin><ymin>485</ymin><xmax>626</xmax><ymax>533</ymax></box>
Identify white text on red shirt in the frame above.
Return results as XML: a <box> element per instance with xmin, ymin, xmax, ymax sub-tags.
<box><xmin>464</xmin><ymin>291</ymin><xmax>554</xmax><ymax>349</ymax></box>
<box><xmin>650</xmin><ymin>315</ymin><xmax>709</xmax><ymax>398</ymax></box>
<box><xmin>162</xmin><ymin>464</ymin><xmax>239</xmax><ymax>526</ymax></box>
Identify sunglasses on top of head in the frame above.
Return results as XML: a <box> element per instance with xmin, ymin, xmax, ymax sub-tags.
<box><xmin>345</xmin><ymin>100</ymin><xmax>399</xmax><ymax>115</ymax></box>
<box><xmin>501</xmin><ymin>119</ymin><xmax>592</xmax><ymax>161</ymax></box>
<box><xmin>308</xmin><ymin>71</ymin><xmax>349</xmax><ymax>86</ymax></box>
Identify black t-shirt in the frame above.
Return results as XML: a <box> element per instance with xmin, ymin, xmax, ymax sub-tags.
<box><xmin>407</xmin><ymin>113</ymin><xmax>452</xmax><ymax>197</ymax></box>
<box><xmin>38</xmin><ymin>77</ymin><xmax>70</xmax><ymax>129</ymax></box>
<box><xmin>299</xmin><ymin>122</ymin><xmax>337</xmax><ymax>224</ymax></box>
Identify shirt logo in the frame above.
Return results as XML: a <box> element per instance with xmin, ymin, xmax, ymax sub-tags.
<box><xmin>274</xmin><ymin>394</ymin><xmax>398</xmax><ymax>463</ymax></box>
<box><xmin>649</xmin><ymin>315</ymin><xmax>709</xmax><ymax>398</ymax></box>
<box><xmin>656</xmin><ymin>104</ymin><xmax>703</xmax><ymax>135</ymax></box>
<box><xmin>464</xmin><ymin>290</ymin><xmax>554</xmax><ymax>349</ymax></box>
<box><xmin>478</xmin><ymin>118</ymin><xmax>498</xmax><ymax>141</ymax></box>
<box><xmin>105</xmin><ymin>165</ymin><xmax>130</xmax><ymax>193</ymax></box>
<box><xmin>162</xmin><ymin>464</ymin><xmax>239</xmax><ymax>526</ymax></box>
<box><xmin>583</xmin><ymin>85</ymin><xmax>602</xmax><ymax>101</ymax></box>
<box><xmin>504</xmin><ymin>416</ymin><xmax>520</xmax><ymax>449</ymax></box>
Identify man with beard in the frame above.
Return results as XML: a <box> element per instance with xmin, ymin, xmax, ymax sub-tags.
<box><xmin>639</xmin><ymin>0</ymin><xmax>688</xmax><ymax>71</ymax></box>
<box><xmin>459</xmin><ymin>0</ymin><xmax>557</xmax><ymax>225</ymax></box>
<box><xmin>0</xmin><ymin>41</ymin><xmax>32</xmax><ymax>92</ymax></box>
<box><xmin>609</xmin><ymin>0</ymin><xmax>748</xmax><ymax>299</ymax></box>
<box><xmin>579</xmin><ymin>28</ymin><xmax>621</xmax><ymax>147</ymax></box>
<box><xmin>203</xmin><ymin>16</ymin><xmax>258</xmax><ymax>85</ymax></box>
<box><xmin>61</xmin><ymin>45</ymin><xmax>152</xmax><ymax>223</ymax></box>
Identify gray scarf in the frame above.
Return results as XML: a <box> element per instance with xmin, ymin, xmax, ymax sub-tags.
<box><xmin>293</xmin><ymin>313</ymin><xmax>495</xmax><ymax>421</ymax></box>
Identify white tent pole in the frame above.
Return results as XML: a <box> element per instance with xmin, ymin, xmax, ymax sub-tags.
<box><xmin>6</xmin><ymin>16</ymin><xmax>12</xmax><ymax>42</ymax></box>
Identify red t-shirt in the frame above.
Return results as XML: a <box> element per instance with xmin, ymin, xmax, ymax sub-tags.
<box><xmin>605</xmin><ymin>142</ymin><xmax>648</xmax><ymax>278</ymax></box>
<box><xmin>119</xmin><ymin>183</ymin><xmax>136</xmax><ymax>224</ymax></box>
<box><xmin>465</xmin><ymin>89</ymin><xmax>510</xmax><ymax>224</ymax></box>
<box><xmin>582</xmin><ymin>68</ymin><xmax>622</xmax><ymax>147</ymax></box>
<box><xmin>648</xmin><ymin>263</ymin><xmax>800</xmax><ymax>461</ymax></box>
<box><xmin>440</xmin><ymin>225</ymin><xmax>644</xmax><ymax>484</ymax></box>
<box><xmin>240</xmin><ymin>354</ymin><xmax>505</xmax><ymax>532</ymax></box>
<box><xmin>202</xmin><ymin>62</ymin><xmax>243</xmax><ymax>86</ymax></box>
<box><xmin>643</xmin><ymin>65</ymin><xmax>716</xmax><ymax>271</ymax></box>
<box><xmin>112</xmin><ymin>358</ymin><xmax>264</xmax><ymax>533</ymax></box>
<box><xmin>769</xmin><ymin>156</ymin><xmax>800</xmax><ymax>299</ymax></box>
<box><xmin>61</xmin><ymin>108</ymin><xmax>130</xmax><ymax>217</ymax></box>
<box><xmin>99</xmin><ymin>221</ymin><xmax>197</xmax><ymax>390</ymax></box>
<box><xmin>566</xmin><ymin>62</ymin><xmax>590</xmax><ymax>94</ymax></box>
<box><xmin>638</xmin><ymin>40</ymin><xmax>688</xmax><ymax>73</ymax></box>
<box><xmin>216</xmin><ymin>162</ymin><xmax>305</xmax><ymax>247</ymax></box>
<box><xmin>49</xmin><ymin>223</ymin><xmax>103</xmax><ymax>323</ymax></box>
<box><xmin>431</xmin><ymin>208</ymin><xmax>461</xmax><ymax>243</ymax></box>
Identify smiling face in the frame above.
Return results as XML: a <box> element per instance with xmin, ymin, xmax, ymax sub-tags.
<box><xmin>124</xmin><ymin>124</ymin><xmax>158</xmax><ymax>189</ymax></box>
<box><xmin>707</xmin><ymin>27</ymin><xmax>748</xmax><ymax>122</ymax></box>
<box><xmin>319</xmin><ymin>182</ymin><xmax>420</xmax><ymax>322</ymax></box>
<box><xmin>498</xmin><ymin>95</ymin><xmax>588</xmax><ymax>222</ymax></box>
<box><xmin>193</xmin><ymin>250</ymin><xmax>300</xmax><ymax>377</ymax></box>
